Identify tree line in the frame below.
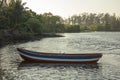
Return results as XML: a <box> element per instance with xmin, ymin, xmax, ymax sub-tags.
<box><xmin>65</xmin><ymin>13</ymin><xmax>120</xmax><ymax>31</ymax></box>
<box><xmin>0</xmin><ymin>0</ymin><xmax>120</xmax><ymax>36</ymax></box>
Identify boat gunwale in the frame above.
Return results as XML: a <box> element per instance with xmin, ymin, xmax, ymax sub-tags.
<box><xmin>17</xmin><ymin>48</ymin><xmax>102</xmax><ymax>56</ymax></box>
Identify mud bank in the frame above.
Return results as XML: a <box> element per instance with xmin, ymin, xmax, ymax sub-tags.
<box><xmin>0</xmin><ymin>33</ymin><xmax>63</xmax><ymax>48</ymax></box>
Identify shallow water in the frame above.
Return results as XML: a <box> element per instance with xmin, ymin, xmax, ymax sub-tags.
<box><xmin>1</xmin><ymin>32</ymin><xmax>120</xmax><ymax>80</ymax></box>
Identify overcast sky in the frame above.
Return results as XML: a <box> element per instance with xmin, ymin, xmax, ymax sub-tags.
<box><xmin>22</xmin><ymin>0</ymin><xmax>120</xmax><ymax>18</ymax></box>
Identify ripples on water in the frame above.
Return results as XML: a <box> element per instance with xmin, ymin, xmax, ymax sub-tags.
<box><xmin>19</xmin><ymin>32</ymin><xmax>120</xmax><ymax>54</ymax></box>
<box><xmin>18</xmin><ymin>62</ymin><xmax>102</xmax><ymax>80</ymax></box>
<box><xmin>1</xmin><ymin>32</ymin><xmax>120</xmax><ymax>80</ymax></box>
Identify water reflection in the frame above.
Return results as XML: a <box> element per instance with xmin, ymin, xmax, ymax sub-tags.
<box><xmin>17</xmin><ymin>61</ymin><xmax>103</xmax><ymax>80</ymax></box>
<box><xmin>18</xmin><ymin>61</ymin><xmax>101</xmax><ymax>70</ymax></box>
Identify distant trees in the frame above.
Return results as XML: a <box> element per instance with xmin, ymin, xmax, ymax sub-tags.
<box><xmin>65</xmin><ymin>13</ymin><xmax>120</xmax><ymax>31</ymax></box>
<box><xmin>40</xmin><ymin>12</ymin><xmax>64</xmax><ymax>33</ymax></box>
<box><xmin>64</xmin><ymin>24</ymin><xmax>80</xmax><ymax>32</ymax></box>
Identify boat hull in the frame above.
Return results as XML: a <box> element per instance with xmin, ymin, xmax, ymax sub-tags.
<box><xmin>20</xmin><ymin>55</ymin><xmax>99</xmax><ymax>63</ymax></box>
<box><xmin>17</xmin><ymin>48</ymin><xmax>102</xmax><ymax>63</ymax></box>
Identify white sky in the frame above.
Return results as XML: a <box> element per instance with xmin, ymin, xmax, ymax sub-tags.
<box><xmin>22</xmin><ymin>0</ymin><xmax>120</xmax><ymax>18</ymax></box>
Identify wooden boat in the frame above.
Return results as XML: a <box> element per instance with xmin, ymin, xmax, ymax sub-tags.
<box><xmin>17</xmin><ymin>48</ymin><xmax>102</xmax><ymax>63</ymax></box>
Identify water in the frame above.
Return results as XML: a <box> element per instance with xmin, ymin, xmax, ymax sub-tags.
<box><xmin>18</xmin><ymin>32</ymin><xmax>120</xmax><ymax>54</ymax></box>
<box><xmin>1</xmin><ymin>32</ymin><xmax>120</xmax><ymax>80</ymax></box>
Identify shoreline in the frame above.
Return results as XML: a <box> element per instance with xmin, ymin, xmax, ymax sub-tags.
<box><xmin>0</xmin><ymin>33</ymin><xmax>64</xmax><ymax>48</ymax></box>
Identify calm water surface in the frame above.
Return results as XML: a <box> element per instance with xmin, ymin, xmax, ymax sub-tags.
<box><xmin>1</xmin><ymin>32</ymin><xmax>120</xmax><ymax>80</ymax></box>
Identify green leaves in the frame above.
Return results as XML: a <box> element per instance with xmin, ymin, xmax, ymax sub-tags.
<box><xmin>26</xmin><ymin>18</ymin><xmax>42</xmax><ymax>34</ymax></box>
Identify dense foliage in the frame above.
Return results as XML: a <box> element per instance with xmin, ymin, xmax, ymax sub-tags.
<box><xmin>0</xmin><ymin>0</ymin><xmax>120</xmax><ymax>36</ymax></box>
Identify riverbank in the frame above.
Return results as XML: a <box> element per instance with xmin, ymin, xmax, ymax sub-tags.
<box><xmin>0</xmin><ymin>33</ymin><xmax>64</xmax><ymax>48</ymax></box>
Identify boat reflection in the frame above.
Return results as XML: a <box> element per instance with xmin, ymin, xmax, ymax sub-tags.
<box><xmin>18</xmin><ymin>61</ymin><xmax>102</xmax><ymax>70</ymax></box>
